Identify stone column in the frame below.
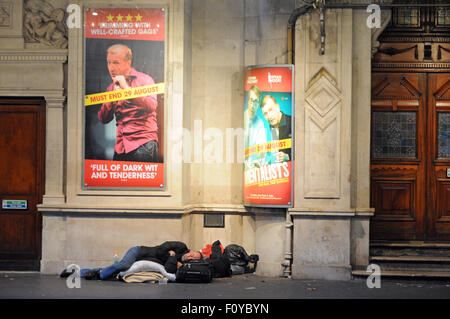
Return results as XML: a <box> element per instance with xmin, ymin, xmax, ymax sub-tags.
<box><xmin>43</xmin><ymin>94</ymin><xmax>66</xmax><ymax>205</ymax></box>
<box><xmin>351</xmin><ymin>9</ymin><xmax>374</xmax><ymax>269</ymax></box>
<box><xmin>290</xmin><ymin>8</ymin><xmax>369</xmax><ymax>280</ymax></box>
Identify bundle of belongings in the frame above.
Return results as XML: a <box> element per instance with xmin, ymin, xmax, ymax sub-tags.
<box><xmin>161</xmin><ymin>240</ymin><xmax>259</xmax><ymax>283</ymax></box>
<box><xmin>71</xmin><ymin>240</ymin><xmax>259</xmax><ymax>284</ymax></box>
<box><xmin>175</xmin><ymin>240</ymin><xmax>229</xmax><ymax>283</ymax></box>
<box><xmin>121</xmin><ymin>240</ymin><xmax>259</xmax><ymax>283</ymax></box>
<box><xmin>189</xmin><ymin>240</ymin><xmax>259</xmax><ymax>277</ymax></box>
<box><xmin>223</xmin><ymin>244</ymin><xmax>259</xmax><ymax>275</ymax></box>
<box><xmin>118</xmin><ymin>260</ymin><xmax>176</xmax><ymax>283</ymax></box>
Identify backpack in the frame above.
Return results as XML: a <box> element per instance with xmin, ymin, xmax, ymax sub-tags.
<box><xmin>175</xmin><ymin>259</ymin><xmax>213</xmax><ymax>283</ymax></box>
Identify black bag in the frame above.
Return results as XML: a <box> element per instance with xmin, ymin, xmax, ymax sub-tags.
<box><xmin>209</xmin><ymin>240</ymin><xmax>232</xmax><ymax>278</ymax></box>
<box><xmin>224</xmin><ymin>244</ymin><xmax>259</xmax><ymax>274</ymax></box>
<box><xmin>176</xmin><ymin>259</ymin><xmax>213</xmax><ymax>283</ymax></box>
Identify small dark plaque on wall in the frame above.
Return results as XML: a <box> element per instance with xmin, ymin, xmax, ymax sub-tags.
<box><xmin>204</xmin><ymin>213</ymin><xmax>225</xmax><ymax>228</ymax></box>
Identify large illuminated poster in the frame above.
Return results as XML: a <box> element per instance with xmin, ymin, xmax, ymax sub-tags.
<box><xmin>83</xmin><ymin>7</ymin><xmax>165</xmax><ymax>189</ymax></box>
<box><xmin>244</xmin><ymin>65</ymin><xmax>294</xmax><ymax>207</ymax></box>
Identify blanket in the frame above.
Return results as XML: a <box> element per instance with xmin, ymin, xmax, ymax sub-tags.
<box><xmin>119</xmin><ymin>260</ymin><xmax>176</xmax><ymax>282</ymax></box>
<box><xmin>121</xmin><ymin>271</ymin><xmax>166</xmax><ymax>283</ymax></box>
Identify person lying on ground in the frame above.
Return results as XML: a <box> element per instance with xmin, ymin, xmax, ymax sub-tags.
<box><xmin>60</xmin><ymin>241</ymin><xmax>202</xmax><ymax>280</ymax></box>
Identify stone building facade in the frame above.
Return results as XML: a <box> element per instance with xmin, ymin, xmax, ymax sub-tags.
<box><xmin>0</xmin><ymin>0</ymin><xmax>449</xmax><ymax>280</ymax></box>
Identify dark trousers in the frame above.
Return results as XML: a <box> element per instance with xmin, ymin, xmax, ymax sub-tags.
<box><xmin>113</xmin><ymin>140</ymin><xmax>160</xmax><ymax>163</ymax></box>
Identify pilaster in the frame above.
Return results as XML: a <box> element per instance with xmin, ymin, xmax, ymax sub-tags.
<box><xmin>290</xmin><ymin>7</ymin><xmax>372</xmax><ymax>280</ymax></box>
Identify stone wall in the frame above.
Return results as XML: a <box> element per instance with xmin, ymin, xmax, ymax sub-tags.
<box><xmin>0</xmin><ymin>0</ymin><xmax>373</xmax><ymax>277</ymax></box>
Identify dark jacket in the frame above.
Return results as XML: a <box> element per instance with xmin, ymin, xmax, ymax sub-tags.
<box><xmin>138</xmin><ymin>241</ymin><xmax>189</xmax><ymax>274</ymax></box>
<box><xmin>208</xmin><ymin>240</ymin><xmax>231</xmax><ymax>278</ymax></box>
<box><xmin>277</xmin><ymin>113</ymin><xmax>292</xmax><ymax>158</ymax></box>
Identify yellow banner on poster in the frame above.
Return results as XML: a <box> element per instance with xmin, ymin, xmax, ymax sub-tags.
<box><xmin>85</xmin><ymin>82</ymin><xmax>165</xmax><ymax>106</ymax></box>
<box><xmin>245</xmin><ymin>138</ymin><xmax>292</xmax><ymax>158</ymax></box>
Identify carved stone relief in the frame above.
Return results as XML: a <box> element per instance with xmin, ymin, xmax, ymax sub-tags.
<box><xmin>304</xmin><ymin>67</ymin><xmax>342</xmax><ymax>198</ymax></box>
<box><xmin>0</xmin><ymin>3</ymin><xmax>11</xmax><ymax>27</ymax></box>
<box><xmin>23</xmin><ymin>0</ymin><xmax>67</xmax><ymax>49</ymax></box>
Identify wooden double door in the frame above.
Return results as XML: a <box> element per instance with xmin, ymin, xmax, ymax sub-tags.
<box><xmin>371</xmin><ymin>72</ymin><xmax>450</xmax><ymax>241</ymax></box>
<box><xmin>0</xmin><ymin>99</ymin><xmax>45</xmax><ymax>270</ymax></box>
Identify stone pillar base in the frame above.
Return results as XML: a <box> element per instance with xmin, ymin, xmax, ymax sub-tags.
<box><xmin>255</xmin><ymin>261</ymin><xmax>284</xmax><ymax>277</ymax></box>
<box><xmin>291</xmin><ymin>214</ymin><xmax>352</xmax><ymax>280</ymax></box>
<box><xmin>292</xmin><ymin>264</ymin><xmax>351</xmax><ymax>281</ymax></box>
<box><xmin>254</xmin><ymin>211</ymin><xmax>286</xmax><ymax>278</ymax></box>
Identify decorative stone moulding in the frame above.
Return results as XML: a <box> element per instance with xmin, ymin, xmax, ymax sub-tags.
<box><xmin>0</xmin><ymin>50</ymin><xmax>67</xmax><ymax>62</ymax></box>
<box><xmin>305</xmin><ymin>67</ymin><xmax>342</xmax><ymax>118</ymax></box>
<box><xmin>304</xmin><ymin>67</ymin><xmax>342</xmax><ymax>199</ymax></box>
<box><xmin>0</xmin><ymin>3</ymin><xmax>12</xmax><ymax>28</ymax></box>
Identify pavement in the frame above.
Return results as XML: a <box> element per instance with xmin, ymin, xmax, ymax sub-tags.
<box><xmin>1</xmin><ymin>272</ymin><xmax>449</xmax><ymax>317</ymax></box>
<box><xmin>1</xmin><ymin>272</ymin><xmax>449</xmax><ymax>300</ymax></box>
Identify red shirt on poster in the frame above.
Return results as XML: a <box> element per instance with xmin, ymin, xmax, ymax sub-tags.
<box><xmin>98</xmin><ymin>68</ymin><xmax>158</xmax><ymax>154</ymax></box>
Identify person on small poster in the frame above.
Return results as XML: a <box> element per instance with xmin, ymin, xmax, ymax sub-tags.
<box><xmin>244</xmin><ymin>85</ymin><xmax>268</xmax><ymax>169</ymax></box>
<box><xmin>98</xmin><ymin>43</ymin><xmax>160</xmax><ymax>163</ymax></box>
<box><xmin>260</xmin><ymin>95</ymin><xmax>291</xmax><ymax>163</ymax></box>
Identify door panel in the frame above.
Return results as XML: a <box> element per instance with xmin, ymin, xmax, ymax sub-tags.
<box><xmin>428</xmin><ymin>73</ymin><xmax>450</xmax><ymax>240</ymax></box>
<box><xmin>370</xmin><ymin>73</ymin><xmax>426</xmax><ymax>241</ymax></box>
<box><xmin>0</xmin><ymin>100</ymin><xmax>45</xmax><ymax>270</ymax></box>
<box><xmin>371</xmin><ymin>73</ymin><xmax>450</xmax><ymax>241</ymax></box>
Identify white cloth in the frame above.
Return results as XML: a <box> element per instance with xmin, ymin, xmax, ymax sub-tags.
<box><xmin>119</xmin><ymin>260</ymin><xmax>176</xmax><ymax>282</ymax></box>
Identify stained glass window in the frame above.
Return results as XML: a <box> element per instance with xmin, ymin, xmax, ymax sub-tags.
<box><xmin>372</xmin><ymin>112</ymin><xmax>416</xmax><ymax>158</ymax></box>
<box><xmin>394</xmin><ymin>8</ymin><xmax>420</xmax><ymax>27</ymax></box>
<box><xmin>438</xmin><ymin>113</ymin><xmax>450</xmax><ymax>158</ymax></box>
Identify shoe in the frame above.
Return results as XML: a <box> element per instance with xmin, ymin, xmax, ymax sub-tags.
<box><xmin>59</xmin><ymin>268</ymin><xmax>74</xmax><ymax>278</ymax></box>
<box><xmin>84</xmin><ymin>269</ymin><xmax>101</xmax><ymax>280</ymax></box>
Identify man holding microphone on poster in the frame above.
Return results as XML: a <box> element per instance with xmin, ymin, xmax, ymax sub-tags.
<box><xmin>98</xmin><ymin>43</ymin><xmax>160</xmax><ymax>163</ymax></box>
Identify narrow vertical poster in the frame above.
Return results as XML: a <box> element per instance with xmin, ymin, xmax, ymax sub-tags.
<box><xmin>244</xmin><ymin>65</ymin><xmax>294</xmax><ymax>207</ymax></box>
<box><xmin>83</xmin><ymin>7</ymin><xmax>165</xmax><ymax>188</ymax></box>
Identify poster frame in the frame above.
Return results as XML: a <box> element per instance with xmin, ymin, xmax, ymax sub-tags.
<box><xmin>81</xmin><ymin>5</ymin><xmax>168</xmax><ymax>191</ymax></box>
<box><xmin>243</xmin><ymin>64</ymin><xmax>295</xmax><ymax>208</ymax></box>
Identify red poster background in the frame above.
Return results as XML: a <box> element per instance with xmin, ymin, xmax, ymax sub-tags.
<box><xmin>85</xmin><ymin>160</ymin><xmax>164</xmax><ymax>188</ymax></box>
<box><xmin>244</xmin><ymin>162</ymin><xmax>293</xmax><ymax>206</ymax></box>
<box><xmin>244</xmin><ymin>66</ymin><xmax>293</xmax><ymax>92</ymax></box>
<box><xmin>85</xmin><ymin>8</ymin><xmax>165</xmax><ymax>41</ymax></box>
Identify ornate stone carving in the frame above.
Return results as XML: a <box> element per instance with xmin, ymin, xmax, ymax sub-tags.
<box><xmin>304</xmin><ymin>67</ymin><xmax>342</xmax><ymax>199</ymax></box>
<box><xmin>23</xmin><ymin>0</ymin><xmax>68</xmax><ymax>49</ymax></box>
<box><xmin>305</xmin><ymin>67</ymin><xmax>342</xmax><ymax>118</ymax></box>
<box><xmin>0</xmin><ymin>3</ymin><xmax>11</xmax><ymax>27</ymax></box>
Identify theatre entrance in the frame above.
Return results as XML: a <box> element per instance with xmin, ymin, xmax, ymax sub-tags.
<box><xmin>370</xmin><ymin>6</ymin><xmax>450</xmax><ymax>242</ymax></box>
<box><xmin>0</xmin><ymin>98</ymin><xmax>46</xmax><ymax>270</ymax></box>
